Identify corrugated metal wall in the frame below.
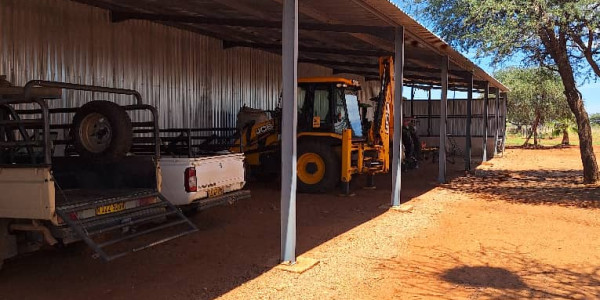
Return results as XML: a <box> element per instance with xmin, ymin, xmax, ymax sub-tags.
<box><xmin>402</xmin><ymin>98</ymin><xmax>505</xmax><ymax>137</ymax></box>
<box><xmin>0</xmin><ymin>0</ymin><xmax>332</xmax><ymax>129</ymax></box>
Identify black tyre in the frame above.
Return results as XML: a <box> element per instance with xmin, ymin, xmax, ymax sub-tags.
<box><xmin>297</xmin><ymin>141</ymin><xmax>340</xmax><ymax>193</ymax></box>
<box><xmin>72</xmin><ymin>100</ymin><xmax>132</xmax><ymax>160</ymax></box>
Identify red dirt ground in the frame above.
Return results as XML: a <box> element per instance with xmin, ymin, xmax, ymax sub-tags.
<box><xmin>0</xmin><ymin>146</ymin><xmax>599</xmax><ymax>299</ymax></box>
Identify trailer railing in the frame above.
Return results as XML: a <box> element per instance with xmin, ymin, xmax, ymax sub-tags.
<box><xmin>0</xmin><ymin>81</ymin><xmax>160</xmax><ymax>166</ymax></box>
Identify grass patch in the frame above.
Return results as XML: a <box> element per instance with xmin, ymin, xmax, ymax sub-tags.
<box><xmin>505</xmin><ymin>125</ymin><xmax>600</xmax><ymax>147</ymax></box>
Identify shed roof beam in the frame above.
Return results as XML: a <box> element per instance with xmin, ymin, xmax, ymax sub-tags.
<box><xmin>299</xmin><ymin>59</ymin><xmax>378</xmax><ymax>69</ymax></box>
<box><xmin>222</xmin><ymin>41</ymin><xmax>392</xmax><ymax>57</ymax></box>
<box><xmin>110</xmin><ymin>11</ymin><xmax>395</xmax><ymax>38</ymax></box>
<box><xmin>211</xmin><ymin>0</ymin><xmax>390</xmax><ymax>69</ymax></box>
<box><xmin>268</xmin><ymin>0</ymin><xmax>395</xmax><ymax>52</ymax></box>
<box><xmin>350</xmin><ymin>0</ymin><xmax>447</xmax><ymax>55</ymax></box>
<box><xmin>305</xmin><ymin>59</ymin><xmax>473</xmax><ymax>77</ymax></box>
<box><xmin>332</xmin><ymin>69</ymin><xmax>379</xmax><ymax>77</ymax></box>
<box><xmin>403</xmin><ymin>75</ymin><xmax>486</xmax><ymax>86</ymax></box>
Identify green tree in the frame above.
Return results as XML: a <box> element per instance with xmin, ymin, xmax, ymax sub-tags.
<box><xmin>591</xmin><ymin>113</ymin><xmax>600</xmax><ymax>125</ymax></box>
<box><xmin>413</xmin><ymin>0</ymin><xmax>600</xmax><ymax>183</ymax></box>
<box><xmin>496</xmin><ymin>67</ymin><xmax>573</xmax><ymax>146</ymax></box>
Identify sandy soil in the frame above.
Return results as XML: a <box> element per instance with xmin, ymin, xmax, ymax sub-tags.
<box><xmin>0</xmin><ymin>146</ymin><xmax>599</xmax><ymax>300</ymax></box>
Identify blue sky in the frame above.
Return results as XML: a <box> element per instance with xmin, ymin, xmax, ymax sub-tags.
<box><xmin>393</xmin><ymin>1</ymin><xmax>600</xmax><ymax>114</ymax></box>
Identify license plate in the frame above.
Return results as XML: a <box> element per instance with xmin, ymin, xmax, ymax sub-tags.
<box><xmin>96</xmin><ymin>202</ymin><xmax>126</xmax><ymax>215</ymax></box>
<box><xmin>207</xmin><ymin>187</ymin><xmax>224</xmax><ymax>198</ymax></box>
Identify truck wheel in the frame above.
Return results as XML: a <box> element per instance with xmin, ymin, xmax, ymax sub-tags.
<box><xmin>72</xmin><ymin>100</ymin><xmax>132</xmax><ymax>159</ymax></box>
<box><xmin>297</xmin><ymin>141</ymin><xmax>340</xmax><ymax>193</ymax></box>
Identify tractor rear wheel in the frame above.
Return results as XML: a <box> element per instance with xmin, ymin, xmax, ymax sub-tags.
<box><xmin>297</xmin><ymin>141</ymin><xmax>340</xmax><ymax>193</ymax></box>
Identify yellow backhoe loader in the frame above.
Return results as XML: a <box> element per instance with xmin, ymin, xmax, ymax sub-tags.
<box><xmin>232</xmin><ymin>56</ymin><xmax>397</xmax><ymax>194</ymax></box>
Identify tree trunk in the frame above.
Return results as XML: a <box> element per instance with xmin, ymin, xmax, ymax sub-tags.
<box><xmin>541</xmin><ymin>26</ymin><xmax>599</xmax><ymax>183</ymax></box>
<box><xmin>563</xmin><ymin>84</ymin><xmax>598</xmax><ymax>183</ymax></box>
<box><xmin>533</xmin><ymin>125</ymin><xmax>538</xmax><ymax>146</ymax></box>
<box><xmin>561</xmin><ymin>128</ymin><xmax>569</xmax><ymax>145</ymax></box>
<box><xmin>523</xmin><ymin>117</ymin><xmax>538</xmax><ymax>146</ymax></box>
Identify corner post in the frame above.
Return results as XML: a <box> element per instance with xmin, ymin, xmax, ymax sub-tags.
<box><xmin>438</xmin><ymin>56</ymin><xmax>449</xmax><ymax>183</ymax></box>
<box><xmin>391</xmin><ymin>26</ymin><xmax>404</xmax><ymax>207</ymax></box>
<box><xmin>280</xmin><ymin>0</ymin><xmax>298</xmax><ymax>264</ymax></box>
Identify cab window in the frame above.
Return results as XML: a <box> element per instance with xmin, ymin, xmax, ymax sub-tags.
<box><xmin>334</xmin><ymin>89</ymin><xmax>349</xmax><ymax>134</ymax></box>
<box><xmin>313</xmin><ymin>89</ymin><xmax>330</xmax><ymax>127</ymax></box>
<box><xmin>297</xmin><ymin>87</ymin><xmax>306</xmax><ymax>113</ymax></box>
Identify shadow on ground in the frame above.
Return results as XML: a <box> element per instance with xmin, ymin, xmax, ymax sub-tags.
<box><xmin>375</xmin><ymin>245</ymin><xmax>600</xmax><ymax>299</ymax></box>
<box><xmin>0</xmin><ymin>158</ymin><xmax>468</xmax><ymax>300</ymax></box>
<box><xmin>441</xmin><ymin>266</ymin><xmax>527</xmax><ymax>290</ymax></box>
<box><xmin>447</xmin><ymin>169</ymin><xmax>600</xmax><ymax>208</ymax></box>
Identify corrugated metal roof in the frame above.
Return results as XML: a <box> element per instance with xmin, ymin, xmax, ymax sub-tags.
<box><xmin>72</xmin><ymin>0</ymin><xmax>507</xmax><ymax>92</ymax></box>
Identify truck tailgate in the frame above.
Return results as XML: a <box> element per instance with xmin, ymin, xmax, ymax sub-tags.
<box><xmin>161</xmin><ymin>153</ymin><xmax>246</xmax><ymax>206</ymax></box>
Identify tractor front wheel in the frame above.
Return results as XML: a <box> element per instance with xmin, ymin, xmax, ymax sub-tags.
<box><xmin>297</xmin><ymin>141</ymin><xmax>340</xmax><ymax>193</ymax></box>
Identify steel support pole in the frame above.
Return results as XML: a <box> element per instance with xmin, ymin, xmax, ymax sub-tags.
<box><xmin>494</xmin><ymin>88</ymin><xmax>500</xmax><ymax>156</ymax></box>
<box><xmin>391</xmin><ymin>26</ymin><xmax>404</xmax><ymax>207</ymax></box>
<box><xmin>438</xmin><ymin>56</ymin><xmax>448</xmax><ymax>183</ymax></box>
<box><xmin>502</xmin><ymin>92</ymin><xmax>508</xmax><ymax>154</ymax></box>
<box><xmin>482</xmin><ymin>82</ymin><xmax>490</xmax><ymax>162</ymax></box>
<box><xmin>410</xmin><ymin>86</ymin><xmax>414</xmax><ymax>117</ymax></box>
<box><xmin>427</xmin><ymin>87</ymin><xmax>432</xmax><ymax>136</ymax></box>
<box><xmin>465</xmin><ymin>73</ymin><xmax>473</xmax><ymax>171</ymax></box>
<box><xmin>280</xmin><ymin>0</ymin><xmax>298</xmax><ymax>264</ymax></box>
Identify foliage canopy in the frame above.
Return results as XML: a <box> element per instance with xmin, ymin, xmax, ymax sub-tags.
<box><xmin>495</xmin><ymin>67</ymin><xmax>572</xmax><ymax>127</ymax></box>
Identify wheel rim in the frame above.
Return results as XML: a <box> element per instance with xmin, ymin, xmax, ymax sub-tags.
<box><xmin>297</xmin><ymin>153</ymin><xmax>326</xmax><ymax>185</ymax></box>
<box><xmin>79</xmin><ymin>112</ymin><xmax>112</xmax><ymax>153</ymax></box>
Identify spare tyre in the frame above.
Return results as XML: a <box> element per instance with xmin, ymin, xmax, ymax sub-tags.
<box><xmin>72</xmin><ymin>100</ymin><xmax>132</xmax><ymax>159</ymax></box>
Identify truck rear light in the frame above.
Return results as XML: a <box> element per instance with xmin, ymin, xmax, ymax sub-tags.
<box><xmin>184</xmin><ymin>167</ymin><xmax>197</xmax><ymax>192</ymax></box>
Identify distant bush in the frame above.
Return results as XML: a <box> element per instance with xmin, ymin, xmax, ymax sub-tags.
<box><xmin>591</xmin><ymin>113</ymin><xmax>600</xmax><ymax>126</ymax></box>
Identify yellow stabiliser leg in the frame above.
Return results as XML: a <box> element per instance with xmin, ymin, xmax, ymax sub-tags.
<box><xmin>341</xmin><ymin>129</ymin><xmax>353</xmax><ymax>196</ymax></box>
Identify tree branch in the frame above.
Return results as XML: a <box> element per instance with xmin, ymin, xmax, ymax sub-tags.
<box><xmin>570</xmin><ymin>32</ymin><xmax>600</xmax><ymax>78</ymax></box>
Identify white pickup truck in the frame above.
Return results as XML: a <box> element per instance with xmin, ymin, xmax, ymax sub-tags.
<box><xmin>0</xmin><ymin>81</ymin><xmax>249</xmax><ymax>268</ymax></box>
<box><xmin>161</xmin><ymin>153</ymin><xmax>247</xmax><ymax>208</ymax></box>
<box><xmin>143</xmin><ymin>128</ymin><xmax>250</xmax><ymax>211</ymax></box>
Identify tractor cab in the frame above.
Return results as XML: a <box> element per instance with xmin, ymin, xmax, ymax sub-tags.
<box><xmin>296</xmin><ymin>77</ymin><xmax>363</xmax><ymax>138</ymax></box>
